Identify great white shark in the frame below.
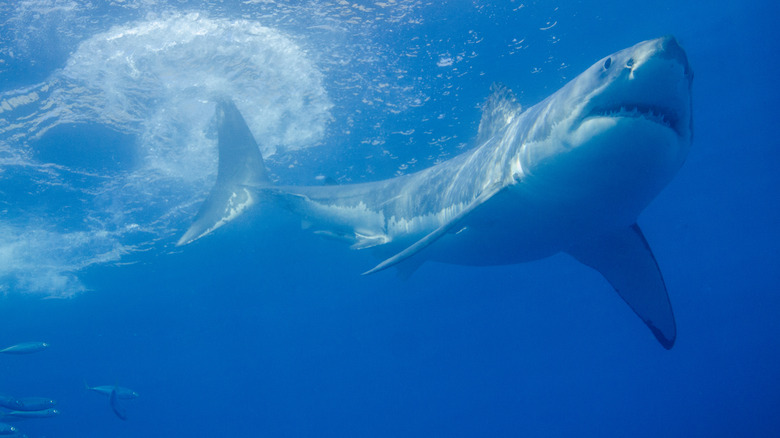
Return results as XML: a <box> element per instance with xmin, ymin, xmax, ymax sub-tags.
<box><xmin>178</xmin><ymin>36</ymin><xmax>693</xmax><ymax>349</ymax></box>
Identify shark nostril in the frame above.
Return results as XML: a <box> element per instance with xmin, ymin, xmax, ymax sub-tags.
<box><xmin>626</xmin><ymin>58</ymin><xmax>634</xmax><ymax>68</ymax></box>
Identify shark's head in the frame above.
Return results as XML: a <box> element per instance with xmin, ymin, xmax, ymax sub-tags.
<box><xmin>575</xmin><ymin>36</ymin><xmax>692</xmax><ymax>144</ymax></box>
<box><xmin>519</xmin><ymin>36</ymin><xmax>693</xmax><ymax>226</ymax></box>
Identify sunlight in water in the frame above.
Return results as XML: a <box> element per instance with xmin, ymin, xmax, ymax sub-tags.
<box><xmin>0</xmin><ymin>13</ymin><xmax>334</xmax><ymax>296</ymax></box>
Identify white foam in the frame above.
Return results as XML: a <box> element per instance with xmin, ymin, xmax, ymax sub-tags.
<box><xmin>0</xmin><ymin>223</ymin><xmax>131</xmax><ymax>298</ymax></box>
<box><xmin>0</xmin><ymin>2</ymin><xmax>433</xmax><ymax>296</ymax></box>
<box><xmin>0</xmin><ymin>14</ymin><xmax>333</xmax><ymax>295</ymax></box>
<box><xmin>64</xmin><ymin>13</ymin><xmax>332</xmax><ymax>161</ymax></box>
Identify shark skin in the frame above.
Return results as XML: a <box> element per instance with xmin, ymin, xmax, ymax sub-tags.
<box><xmin>178</xmin><ymin>36</ymin><xmax>693</xmax><ymax>349</ymax></box>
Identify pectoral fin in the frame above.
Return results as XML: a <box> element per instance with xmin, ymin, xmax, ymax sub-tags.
<box><xmin>567</xmin><ymin>224</ymin><xmax>677</xmax><ymax>349</ymax></box>
<box><xmin>363</xmin><ymin>183</ymin><xmax>505</xmax><ymax>275</ymax></box>
<box><xmin>109</xmin><ymin>389</ymin><xmax>127</xmax><ymax>421</ymax></box>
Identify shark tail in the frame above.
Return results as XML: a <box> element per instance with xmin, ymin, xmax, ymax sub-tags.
<box><xmin>177</xmin><ymin>99</ymin><xmax>271</xmax><ymax>246</ymax></box>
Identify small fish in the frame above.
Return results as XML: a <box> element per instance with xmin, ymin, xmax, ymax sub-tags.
<box><xmin>2</xmin><ymin>408</ymin><xmax>59</xmax><ymax>419</ymax></box>
<box><xmin>0</xmin><ymin>422</ymin><xmax>16</xmax><ymax>435</ymax></box>
<box><xmin>13</xmin><ymin>397</ymin><xmax>56</xmax><ymax>411</ymax></box>
<box><xmin>0</xmin><ymin>342</ymin><xmax>48</xmax><ymax>354</ymax></box>
<box><xmin>86</xmin><ymin>384</ymin><xmax>138</xmax><ymax>399</ymax></box>
<box><xmin>109</xmin><ymin>389</ymin><xmax>127</xmax><ymax>421</ymax></box>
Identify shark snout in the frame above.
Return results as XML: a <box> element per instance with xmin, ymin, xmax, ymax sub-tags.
<box><xmin>658</xmin><ymin>36</ymin><xmax>693</xmax><ymax>81</ymax></box>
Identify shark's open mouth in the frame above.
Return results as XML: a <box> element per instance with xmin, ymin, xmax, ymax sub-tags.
<box><xmin>586</xmin><ymin>104</ymin><xmax>682</xmax><ymax>135</ymax></box>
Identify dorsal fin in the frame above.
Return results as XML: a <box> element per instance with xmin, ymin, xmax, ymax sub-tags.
<box><xmin>476</xmin><ymin>83</ymin><xmax>521</xmax><ymax>145</ymax></box>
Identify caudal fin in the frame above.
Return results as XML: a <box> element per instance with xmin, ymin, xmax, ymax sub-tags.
<box><xmin>177</xmin><ymin>99</ymin><xmax>270</xmax><ymax>246</ymax></box>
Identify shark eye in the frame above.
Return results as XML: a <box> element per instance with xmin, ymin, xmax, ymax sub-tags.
<box><xmin>603</xmin><ymin>57</ymin><xmax>612</xmax><ymax>70</ymax></box>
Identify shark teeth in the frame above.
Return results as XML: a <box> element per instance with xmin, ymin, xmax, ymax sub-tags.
<box><xmin>589</xmin><ymin>104</ymin><xmax>680</xmax><ymax>134</ymax></box>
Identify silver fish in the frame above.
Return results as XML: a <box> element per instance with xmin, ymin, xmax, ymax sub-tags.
<box><xmin>0</xmin><ymin>342</ymin><xmax>48</xmax><ymax>354</ymax></box>
<box><xmin>0</xmin><ymin>422</ymin><xmax>16</xmax><ymax>435</ymax></box>
<box><xmin>12</xmin><ymin>397</ymin><xmax>56</xmax><ymax>411</ymax></box>
<box><xmin>86</xmin><ymin>385</ymin><xmax>138</xmax><ymax>399</ymax></box>
<box><xmin>2</xmin><ymin>408</ymin><xmax>59</xmax><ymax>420</ymax></box>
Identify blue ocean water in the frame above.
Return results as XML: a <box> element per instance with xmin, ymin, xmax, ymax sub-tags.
<box><xmin>0</xmin><ymin>1</ymin><xmax>778</xmax><ymax>437</ymax></box>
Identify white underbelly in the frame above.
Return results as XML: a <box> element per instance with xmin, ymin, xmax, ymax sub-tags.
<box><xmin>419</xmin><ymin>175</ymin><xmax>650</xmax><ymax>266</ymax></box>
